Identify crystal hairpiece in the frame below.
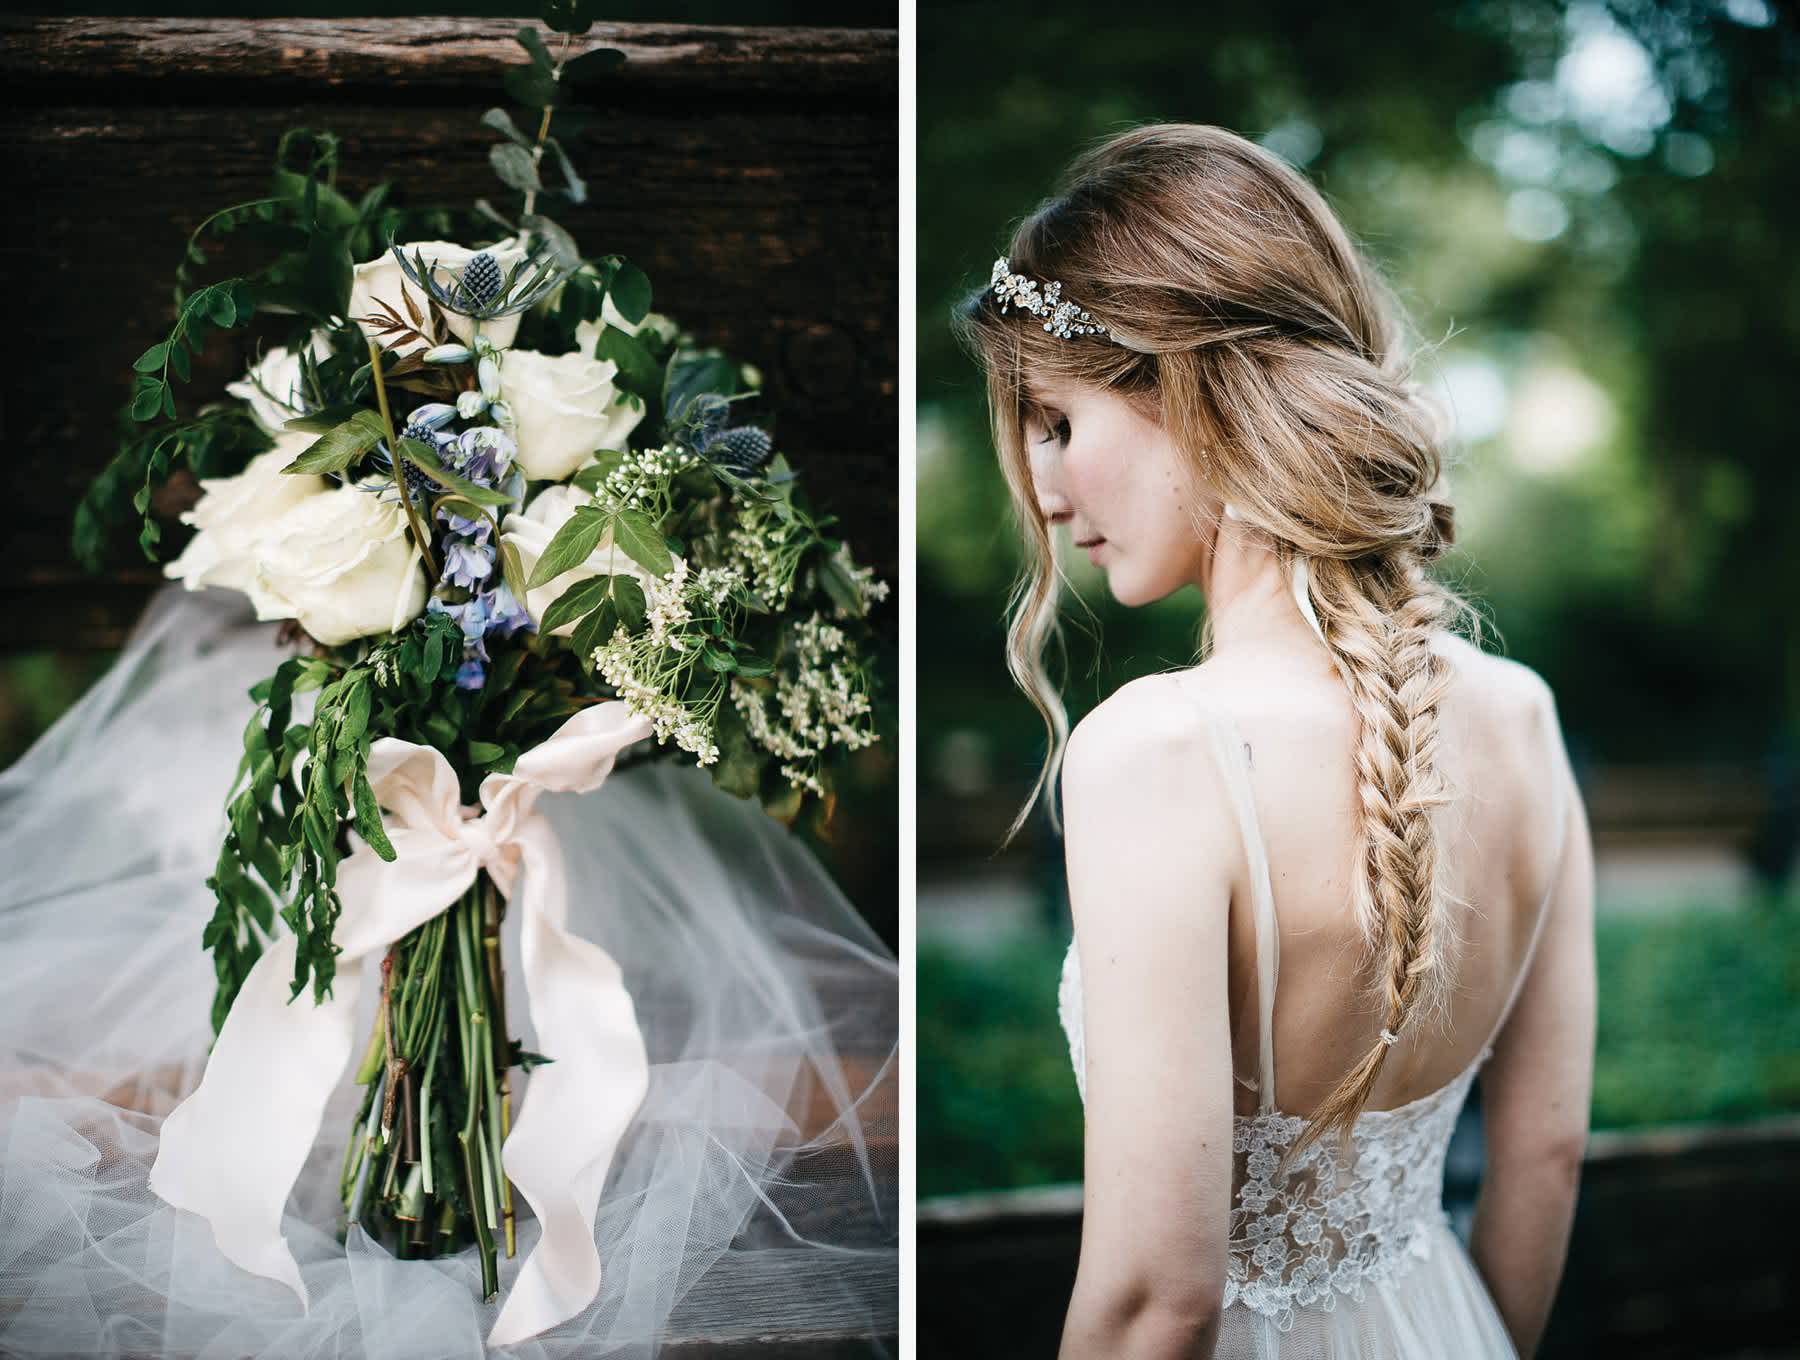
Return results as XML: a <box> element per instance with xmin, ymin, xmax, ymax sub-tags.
<box><xmin>990</xmin><ymin>257</ymin><xmax>1108</xmax><ymax>340</ymax></box>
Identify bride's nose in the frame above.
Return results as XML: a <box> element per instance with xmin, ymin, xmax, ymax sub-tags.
<box><xmin>1030</xmin><ymin>449</ymin><xmax>1073</xmax><ymax>526</ymax></box>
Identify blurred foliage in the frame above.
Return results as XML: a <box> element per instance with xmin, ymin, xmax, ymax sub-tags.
<box><xmin>919</xmin><ymin>0</ymin><xmax>1800</xmax><ymax>811</ymax></box>
<box><xmin>920</xmin><ymin>893</ymin><xmax>1800</xmax><ymax>1200</ymax></box>
<box><xmin>0</xmin><ymin>655</ymin><xmax>116</xmax><ymax>772</ymax></box>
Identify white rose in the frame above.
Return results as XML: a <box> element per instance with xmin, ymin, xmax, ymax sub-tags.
<box><xmin>226</xmin><ymin>330</ymin><xmax>334</xmax><ymax>435</ymax></box>
<box><xmin>165</xmin><ymin>431</ymin><xmax>327</xmax><ymax>598</ymax></box>
<box><xmin>346</xmin><ymin>238</ymin><xmax>530</xmax><ymax>356</ymax></box>
<box><xmin>250</xmin><ymin>480</ymin><xmax>429</xmax><ymax>646</ymax></box>
<box><xmin>500</xmin><ymin>484</ymin><xmax>673</xmax><ymax>637</ymax></box>
<box><xmin>499</xmin><ymin>348</ymin><xmax>646</xmax><ymax>483</ymax></box>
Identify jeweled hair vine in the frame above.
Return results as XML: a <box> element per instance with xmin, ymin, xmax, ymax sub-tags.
<box><xmin>955</xmin><ymin>122</ymin><xmax>1477</xmax><ymax>1164</ymax></box>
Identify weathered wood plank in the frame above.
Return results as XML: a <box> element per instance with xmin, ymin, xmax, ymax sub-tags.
<box><xmin>2</xmin><ymin>18</ymin><xmax>897</xmax><ymax>653</ymax></box>
<box><xmin>0</xmin><ymin>18</ymin><xmax>898</xmax><ymax>99</ymax></box>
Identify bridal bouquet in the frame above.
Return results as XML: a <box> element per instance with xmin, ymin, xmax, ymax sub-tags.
<box><xmin>70</xmin><ymin>13</ymin><xmax>885</xmax><ymax>1345</ymax></box>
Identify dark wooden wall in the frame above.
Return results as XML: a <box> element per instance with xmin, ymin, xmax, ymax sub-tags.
<box><xmin>1</xmin><ymin>17</ymin><xmax>897</xmax><ymax>652</ymax></box>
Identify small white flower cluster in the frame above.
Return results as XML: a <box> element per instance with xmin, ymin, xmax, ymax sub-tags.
<box><xmin>645</xmin><ymin>557</ymin><xmax>693</xmax><ymax>650</ymax></box>
<box><xmin>594</xmin><ymin>625</ymin><xmax>721</xmax><ymax>766</ymax></box>
<box><xmin>833</xmin><ymin>548</ymin><xmax>891</xmax><ymax>619</ymax></box>
<box><xmin>726</xmin><ymin>497</ymin><xmax>807</xmax><ymax>611</ymax></box>
<box><xmin>591</xmin><ymin>443</ymin><xmax>696</xmax><ymax>519</ymax></box>
<box><xmin>731</xmin><ymin>612</ymin><xmax>878</xmax><ymax>797</ymax></box>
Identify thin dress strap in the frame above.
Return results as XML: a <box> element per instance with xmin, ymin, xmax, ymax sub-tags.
<box><xmin>1179</xmin><ymin>678</ymin><xmax>1282</xmax><ymax>1114</ymax></box>
<box><xmin>1475</xmin><ymin>746</ymin><xmax>1578</xmax><ymax>1058</ymax></box>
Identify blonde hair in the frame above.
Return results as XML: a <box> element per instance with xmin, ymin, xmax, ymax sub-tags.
<box><xmin>957</xmin><ymin>123</ymin><xmax>1482</xmax><ymax>1158</ymax></box>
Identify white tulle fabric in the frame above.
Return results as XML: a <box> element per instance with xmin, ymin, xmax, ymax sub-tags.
<box><xmin>0</xmin><ymin>586</ymin><xmax>896</xmax><ymax>1357</ymax></box>
<box><xmin>1058</xmin><ymin>690</ymin><xmax>1568</xmax><ymax>1359</ymax></box>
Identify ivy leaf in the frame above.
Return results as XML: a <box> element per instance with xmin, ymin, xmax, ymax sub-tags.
<box><xmin>562</xmin><ymin>47</ymin><xmax>627</xmax><ymax>84</ymax></box>
<box><xmin>284</xmin><ymin>409</ymin><xmax>387</xmax><ymax>475</ymax></box>
<box><xmin>608</xmin><ymin>261</ymin><xmax>652</xmax><ymax>325</ymax></box>
<box><xmin>610</xmin><ymin>508</ymin><xmax>671</xmax><ymax>578</ymax></box>
<box><xmin>539</xmin><ymin>574</ymin><xmax>611</xmax><ymax>634</ymax></box>
<box><xmin>526</xmin><ymin>505</ymin><xmax>609</xmax><ymax>588</ymax></box>
<box><xmin>490</xmin><ymin>143</ymin><xmax>542</xmax><ymax>195</ymax></box>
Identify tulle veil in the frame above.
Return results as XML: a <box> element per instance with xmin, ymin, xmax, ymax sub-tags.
<box><xmin>0</xmin><ymin>584</ymin><xmax>897</xmax><ymax>1357</ymax></box>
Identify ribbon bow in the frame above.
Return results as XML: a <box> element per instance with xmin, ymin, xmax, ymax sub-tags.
<box><xmin>149</xmin><ymin>701</ymin><xmax>655</xmax><ymax>1348</ymax></box>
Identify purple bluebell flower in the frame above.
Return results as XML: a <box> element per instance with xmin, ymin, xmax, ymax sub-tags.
<box><xmin>455</xmin><ymin>657</ymin><xmax>487</xmax><ymax>690</ymax></box>
<box><xmin>484</xmin><ymin>581</ymin><xmax>534</xmax><ymax>638</ymax></box>
<box><xmin>451</xmin><ymin>427</ymin><xmax>517</xmax><ymax>483</ymax></box>
<box><xmin>443</xmin><ymin>539</ymin><xmax>496</xmax><ymax>591</ymax></box>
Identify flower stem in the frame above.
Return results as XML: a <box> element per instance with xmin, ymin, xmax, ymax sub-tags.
<box><xmin>520</xmin><ymin>31</ymin><xmax>573</xmax><ymax>224</ymax></box>
<box><xmin>366</xmin><ymin>337</ymin><xmax>439</xmax><ymax>580</ymax></box>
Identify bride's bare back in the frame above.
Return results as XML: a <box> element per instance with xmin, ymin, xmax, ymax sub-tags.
<box><xmin>1179</xmin><ymin>630</ymin><xmax>1586</xmax><ymax>1118</ymax></box>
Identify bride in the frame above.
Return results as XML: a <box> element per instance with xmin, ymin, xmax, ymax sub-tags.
<box><xmin>960</xmin><ymin>124</ymin><xmax>1596</xmax><ymax>1358</ymax></box>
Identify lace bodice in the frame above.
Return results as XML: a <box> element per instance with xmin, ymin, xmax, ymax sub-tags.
<box><xmin>1059</xmin><ymin>942</ymin><xmax>1490</xmax><ymax>1330</ymax></box>
<box><xmin>1054</xmin><ymin>680</ymin><xmax>1566</xmax><ymax>1333</ymax></box>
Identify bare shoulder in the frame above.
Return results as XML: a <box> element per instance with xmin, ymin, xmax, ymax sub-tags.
<box><xmin>1435</xmin><ymin>631</ymin><xmax>1561</xmax><ymax>741</ymax></box>
<box><xmin>1060</xmin><ymin>671</ymin><xmax>1238</xmax><ymax>935</ymax></box>
<box><xmin>1064</xmin><ymin>672</ymin><xmax>1207</xmax><ymax>774</ymax></box>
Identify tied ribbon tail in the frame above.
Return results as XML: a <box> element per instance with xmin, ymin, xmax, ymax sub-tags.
<box><xmin>148</xmin><ymin>701</ymin><xmax>655</xmax><ymax>1347</ymax></box>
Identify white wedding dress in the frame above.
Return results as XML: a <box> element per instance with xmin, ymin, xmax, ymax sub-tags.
<box><xmin>0</xmin><ymin>586</ymin><xmax>896</xmax><ymax>1358</ymax></box>
<box><xmin>1058</xmin><ymin>686</ymin><xmax>1571</xmax><ymax>1358</ymax></box>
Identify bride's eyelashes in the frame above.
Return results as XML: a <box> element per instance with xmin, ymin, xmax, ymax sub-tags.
<box><xmin>1032</xmin><ymin>414</ymin><xmax>1072</xmax><ymax>448</ymax></box>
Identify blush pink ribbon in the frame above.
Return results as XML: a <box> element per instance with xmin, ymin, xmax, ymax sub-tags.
<box><xmin>149</xmin><ymin>701</ymin><xmax>655</xmax><ymax>1348</ymax></box>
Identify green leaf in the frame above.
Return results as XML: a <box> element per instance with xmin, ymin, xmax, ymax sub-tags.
<box><xmin>422</xmin><ymin>624</ymin><xmax>444</xmax><ymax>681</ymax></box>
<box><xmin>168</xmin><ymin>341</ymin><xmax>192</xmax><ymax>382</ymax></box>
<box><xmin>133</xmin><ymin>343</ymin><xmax>169</xmax><ymax>373</ymax></box>
<box><xmin>702</xmin><ymin>643</ymin><xmax>735</xmax><ymax>674</ymax></box>
<box><xmin>570</xmin><ymin>449</ymin><xmax>625</xmax><ymax>494</ymax></box>
<box><xmin>397</xmin><ymin>438</ymin><xmax>515</xmax><ymax>507</ymax></box>
<box><xmin>817</xmin><ymin>551</ymin><xmax>864</xmax><ymax>617</ymax></box>
<box><xmin>352</xmin><ymin>772</ymin><xmax>396</xmax><ymax>862</ymax></box>
<box><xmin>503</xmin><ymin>63</ymin><xmax>559</xmax><ymax>109</ymax></box>
<box><xmin>609</xmin><ymin>261</ymin><xmax>652</xmax><ymax>325</ymax></box>
<box><xmin>468</xmin><ymin>741</ymin><xmax>506</xmax><ymax>766</ymax></box>
<box><xmin>284</xmin><ymin>409</ymin><xmax>386</xmax><ymax>475</ymax></box>
<box><xmin>593</xmin><ymin>324</ymin><xmax>660</xmax><ymax>400</ymax></box>
<box><xmin>610</xmin><ymin>508</ymin><xmax>671</xmax><ymax>578</ymax></box>
<box><xmin>733</xmin><ymin>653</ymin><xmax>775</xmax><ymax>678</ymax></box>
<box><xmin>562</xmin><ymin>46</ymin><xmax>627</xmax><ymax>84</ymax></box>
<box><xmin>282</xmin><ymin>404</ymin><xmax>367</xmax><ymax>433</ymax></box>
<box><xmin>542</xmin><ymin>0</ymin><xmax>597</xmax><ymax>35</ymax></box>
<box><xmin>514</xmin><ymin>26</ymin><xmax>555</xmax><ymax>69</ymax></box>
<box><xmin>539</xmin><ymin>574</ymin><xmax>611</xmax><ymax>633</ymax></box>
<box><xmin>131</xmin><ymin>384</ymin><xmax>164</xmax><ymax>422</ymax></box>
<box><xmin>547</xmin><ymin>136</ymin><xmax>586</xmax><ymax>204</ymax></box>
<box><xmin>207</xmin><ymin>289</ymin><xmax>237</xmax><ymax>326</ymax></box>
<box><xmin>526</xmin><ymin>506</ymin><xmax>608</xmax><ymax>588</ymax></box>
<box><xmin>490</xmin><ymin>142</ymin><xmax>543</xmax><ymax>194</ymax></box>
<box><xmin>611</xmin><ymin>573</ymin><xmax>647</xmax><ymax>629</ymax></box>
<box><xmin>499</xmin><ymin>539</ymin><xmax>530</xmax><ymax>606</ymax></box>
<box><xmin>570</xmin><ymin>596</ymin><xmax>618</xmax><ymax>670</ymax></box>
<box><xmin>481</xmin><ymin>106</ymin><xmax>534</xmax><ymax>147</ymax></box>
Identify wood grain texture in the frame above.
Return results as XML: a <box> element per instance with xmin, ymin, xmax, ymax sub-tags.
<box><xmin>2</xmin><ymin>18</ymin><xmax>897</xmax><ymax>652</ymax></box>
